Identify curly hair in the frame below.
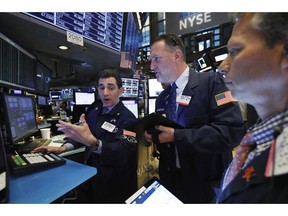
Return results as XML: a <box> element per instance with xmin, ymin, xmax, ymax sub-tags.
<box><xmin>96</xmin><ymin>69</ymin><xmax>122</xmax><ymax>88</ymax></box>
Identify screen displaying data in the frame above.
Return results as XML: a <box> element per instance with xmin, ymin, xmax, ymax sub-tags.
<box><xmin>121</xmin><ymin>78</ymin><xmax>139</xmax><ymax>98</ymax></box>
<box><xmin>24</xmin><ymin>12</ymin><xmax>124</xmax><ymax>51</ymax></box>
<box><xmin>122</xmin><ymin>99</ymin><xmax>138</xmax><ymax>118</ymax></box>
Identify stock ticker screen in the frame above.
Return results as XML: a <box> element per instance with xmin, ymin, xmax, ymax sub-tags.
<box><xmin>24</xmin><ymin>12</ymin><xmax>124</xmax><ymax>51</ymax></box>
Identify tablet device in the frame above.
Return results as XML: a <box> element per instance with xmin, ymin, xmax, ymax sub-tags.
<box><xmin>124</xmin><ymin>112</ymin><xmax>183</xmax><ymax>135</ymax></box>
<box><xmin>125</xmin><ymin>177</ymin><xmax>183</xmax><ymax>204</ymax></box>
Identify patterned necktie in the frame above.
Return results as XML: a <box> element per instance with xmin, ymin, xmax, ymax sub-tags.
<box><xmin>222</xmin><ymin>132</ymin><xmax>256</xmax><ymax>190</ymax></box>
<box><xmin>170</xmin><ymin>82</ymin><xmax>177</xmax><ymax>121</ymax></box>
<box><xmin>102</xmin><ymin>107</ymin><xmax>109</xmax><ymax>114</ymax></box>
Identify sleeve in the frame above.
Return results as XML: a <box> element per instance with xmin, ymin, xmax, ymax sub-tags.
<box><xmin>175</xmin><ymin>73</ymin><xmax>246</xmax><ymax>154</ymax></box>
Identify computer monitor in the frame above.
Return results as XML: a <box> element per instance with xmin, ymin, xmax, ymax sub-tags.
<box><xmin>39</xmin><ymin>105</ymin><xmax>53</xmax><ymax>118</ymax></box>
<box><xmin>147</xmin><ymin>78</ymin><xmax>164</xmax><ymax>98</ymax></box>
<box><xmin>0</xmin><ymin>131</ymin><xmax>8</xmax><ymax>203</ymax></box>
<box><xmin>121</xmin><ymin>99</ymin><xmax>139</xmax><ymax>118</ymax></box>
<box><xmin>37</xmin><ymin>95</ymin><xmax>48</xmax><ymax>106</ymax></box>
<box><xmin>148</xmin><ymin>98</ymin><xmax>156</xmax><ymax>114</ymax></box>
<box><xmin>35</xmin><ymin>61</ymin><xmax>52</xmax><ymax>96</ymax></box>
<box><xmin>74</xmin><ymin>92</ymin><xmax>96</xmax><ymax>105</ymax></box>
<box><xmin>194</xmin><ymin>52</ymin><xmax>215</xmax><ymax>73</ymax></box>
<box><xmin>1</xmin><ymin>93</ymin><xmax>38</xmax><ymax>144</ymax></box>
<box><xmin>49</xmin><ymin>90</ymin><xmax>62</xmax><ymax>101</ymax></box>
<box><xmin>121</xmin><ymin>78</ymin><xmax>139</xmax><ymax>98</ymax></box>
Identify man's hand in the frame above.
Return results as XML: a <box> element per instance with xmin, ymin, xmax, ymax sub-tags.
<box><xmin>144</xmin><ymin>125</ymin><xmax>175</xmax><ymax>144</ymax></box>
<box><xmin>32</xmin><ymin>145</ymin><xmax>67</xmax><ymax>154</ymax></box>
<box><xmin>56</xmin><ymin>113</ymin><xmax>97</xmax><ymax>147</ymax></box>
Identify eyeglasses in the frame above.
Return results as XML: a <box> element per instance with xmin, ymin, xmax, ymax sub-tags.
<box><xmin>168</xmin><ymin>35</ymin><xmax>181</xmax><ymax>47</ymax></box>
<box><xmin>157</xmin><ymin>34</ymin><xmax>181</xmax><ymax>48</ymax></box>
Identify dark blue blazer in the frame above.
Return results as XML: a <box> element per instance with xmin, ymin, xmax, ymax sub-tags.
<box><xmin>155</xmin><ymin>68</ymin><xmax>245</xmax><ymax>203</ymax></box>
<box><xmin>68</xmin><ymin>100</ymin><xmax>138</xmax><ymax>203</ymax></box>
<box><xmin>217</xmin><ymin>139</ymin><xmax>288</xmax><ymax>203</ymax></box>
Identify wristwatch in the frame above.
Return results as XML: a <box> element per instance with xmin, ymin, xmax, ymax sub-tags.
<box><xmin>89</xmin><ymin>139</ymin><xmax>100</xmax><ymax>152</ymax></box>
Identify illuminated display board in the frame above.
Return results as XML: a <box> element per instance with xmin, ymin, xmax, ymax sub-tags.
<box><xmin>24</xmin><ymin>12</ymin><xmax>124</xmax><ymax>51</ymax></box>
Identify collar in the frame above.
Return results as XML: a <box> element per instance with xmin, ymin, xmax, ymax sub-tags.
<box><xmin>249</xmin><ymin>109</ymin><xmax>288</xmax><ymax>145</ymax></box>
<box><xmin>173</xmin><ymin>66</ymin><xmax>189</xmax><ymax>92</ymax></box>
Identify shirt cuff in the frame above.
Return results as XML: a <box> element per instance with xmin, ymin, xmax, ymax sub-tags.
<box><xmin>62</xmin><ymin>142</ymin><xmax>75</xmax><ymax>151</ymax></box>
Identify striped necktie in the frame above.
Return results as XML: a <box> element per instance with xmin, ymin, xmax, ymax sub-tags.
<box><xmin>102</xmin><ymin>107</ymin><xmax>109</xmax><ymax>114</ymax></box>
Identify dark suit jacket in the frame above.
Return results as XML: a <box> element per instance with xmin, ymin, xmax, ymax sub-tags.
<box><xmin>67</xmin><ymin>100</ymin><xmax>138</xmax><ymax>203</ymax></box>
<box><xmin>155</xmin><ymin>69</ymin><xmax>245</xmax><ymax>203</ymax></box>
<box><xmin>217</xmin><ymin>135</ymin><xmax>288</xmax><ymax>203</ymax></box>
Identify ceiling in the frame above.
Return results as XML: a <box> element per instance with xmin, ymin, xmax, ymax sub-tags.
<box><xmin>0</xmin><ymin>12</ymin><xmax>134</xmax><ymax>89</ymax></box>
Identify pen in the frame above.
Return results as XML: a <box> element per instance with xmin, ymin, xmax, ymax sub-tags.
<box><xmin>57</xmin><ymin>121</ymin><xmax>84</xmax><ymax>131</ymax></box>
<box><xmin>74</xmin><ymin>121</ymin><xmax>84</xmax><ymax>126</ymax></box>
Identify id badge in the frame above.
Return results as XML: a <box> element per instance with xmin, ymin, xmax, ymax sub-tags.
<box><xmin>101</xmin><ymin>121</ymin><xmax>116</xmax><ymax>132</ymax></box>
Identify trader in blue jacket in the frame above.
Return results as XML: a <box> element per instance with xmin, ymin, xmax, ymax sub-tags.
<box><xmin>34</xmin><ymin>69</ymin><xmax>138</xmax><ymax>203</ymax></box>
<box><xmin>144</xmin><ymin>34</ymin><xmax>245</xmax><ymax>203</ymax></box>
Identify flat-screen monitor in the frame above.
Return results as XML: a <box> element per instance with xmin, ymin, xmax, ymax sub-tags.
<box><xmin>194</xmin><ymin>52</ymin><xmax>215</xmax><ymax>73</ymax></box>
<box><xmin>148</xmin><ymin>78</ymin><xmax>164</xmax><ymax>97</ymax></box>
<box><xmin>24</xmin><ymin>12</ymin><xmax>124</xmax><ymax>52</ymax></box>
<box><xmin>212</xmin><ymin>46</ymin><xmax>228</xmax><ymax>63</ymax></box>
<box><xmin>121</xmin><ymin>78</ymin><xmax>139</xmax><ymax>98</ymax></box>
<box><xmin>121</xmin><ymin>99</ymin><xmax>138</xmax><ymax>118</ymax></box>
<box><xmin>35</xmin><ymin>61</ymin><xmax>52</xmax><ymax>96</ymax></box>
<box><xmin>74</xmin><ymin>92</ymin><xmax>96</xmax><ymax>105</ymax></box>
<box><xmin>0</xmin><ymin>131</ymin><xmax>8</xmax><ymax>203</ymax></box>
<box><xmin>148</xmin><ymin>98</ymin><xmax>156</xmax><ymax>114</ymax></box>
<box><xmin>39</xmin><ymin>105</ymin><xmax>53</xmax><ymax>118</ymax></box>
<box><xmin>49</xmin><ymin>90</ymin><xmax>62</xmax><ymax>101</ymax></box>
<box><xmin>1</xmin><ymin>93</ymin><xmax>38</xmax><ymax>144</ymax></box>
<box><xmin>121</xmin><ymin>12</ymin><xmax>139</xmax><ymax>70</ymax></box>
<box><xmin>37</xmin><ymin>95</ymin><xmax>48</xmax><ymax>106</ymax></box>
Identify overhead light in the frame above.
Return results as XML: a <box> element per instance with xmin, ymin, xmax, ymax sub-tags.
<box><xmin>58</xmin><ymin>45</ymin><xmax>69</xmax><ymax>50</ymax></box>
<box><xmin>136</xmin><ymin>12</ymin><xmax>142</xmax><ymax>30</ymax></box>
<box><xmin>81</xmin><ymin>62</ymin><xmax>90</xmax><ymax>66</ymax></box>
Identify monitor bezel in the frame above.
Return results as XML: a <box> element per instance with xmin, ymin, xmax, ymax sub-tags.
<box><xmin>148</xmin><ymin>98</ymin><xmax>157</xmax><ymax>114</ymax></box>
<box><xmin>1</xmin><ymin>93</ymin><xmax>38</xmax><ymax>144</ymax></box>
<box><xmin>121</xmin><ymin>98</ymin><xmax>139</xmax><ymax>118</ymax></box>
<box><xmin>74</xmin><ymin>91</ymin><xmax>96</xmax><ymax>105</ymax></box>
<box><xmin>147</xmin><ymin>78</ymin><xmax>164</xmax><ymax>98</ymax></box>
<box><xmin>121</xmin><ymin>77</ymin><xmax>139</xmax><ymax>98</ymax></box>
<box><xmin>37</xmin><ymin>95</ymin><xmax>48</xmax><ymax>106</ymax></box>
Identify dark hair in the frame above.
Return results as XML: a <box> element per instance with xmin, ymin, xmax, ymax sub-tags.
<box><xmin>232</xmin><ymin>13</ymin><xmax>288</xmax><ymax>48</ymax></box>
<box><xmin>96</xmin><ymin>69</ymin><xmax>122</xmax><ymax>88</ymax></box>
<box><xmin>152</xmin><ymin>33</ymin><xmax>186</xmax><ymax>61</ymax></box>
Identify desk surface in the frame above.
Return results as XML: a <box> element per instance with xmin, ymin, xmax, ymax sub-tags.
<box><xmin>49</xmin><ymin>134</ymin><xmax>85</xmax><ymax>157</ymax></box>
<box><xmin>9</xmin><ymin>159</ymin><xmax>96</xmax><ymax>203</ymax></box>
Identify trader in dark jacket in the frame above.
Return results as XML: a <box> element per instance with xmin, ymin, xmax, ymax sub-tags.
<box><xmin>144</xmin><ymin>34</ymin><xmax>245</xmax><ymax>203</ymax></box>
<box><xmin>216</xmin><ymin>13</ymin><xmax>288</xmax><ymax>203</ymax></box>
<box><xmin>34</xmin><ymin>69</ymin><xmax>138</xmax><ymax>203</ymax></box>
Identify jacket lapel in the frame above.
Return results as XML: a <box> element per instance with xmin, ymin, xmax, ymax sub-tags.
<box><xmin>217</xmin><ymin>147</ymin><xmax>270</xmax><ymax>203</ymax></box>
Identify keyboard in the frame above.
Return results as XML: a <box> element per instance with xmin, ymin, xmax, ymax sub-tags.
<box><xmin>7</xmin><ymin>152</ymin><xmax>66</xmax><ymax>175</ymax></box>
<box><xmin>14</xmin><ymin>138</ymin><xmax>52</xmax><ymax>154</ymax></box>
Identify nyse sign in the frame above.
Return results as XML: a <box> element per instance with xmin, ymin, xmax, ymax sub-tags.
<box><xmin>179</xmin><ymin>13</ymin><xmax>211</xmax><ymax>30</ymax></box>
<box><xmin>166</xmin><ymin>12</ymin><xmax>229</xmax><ymax>35</ymax></box>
